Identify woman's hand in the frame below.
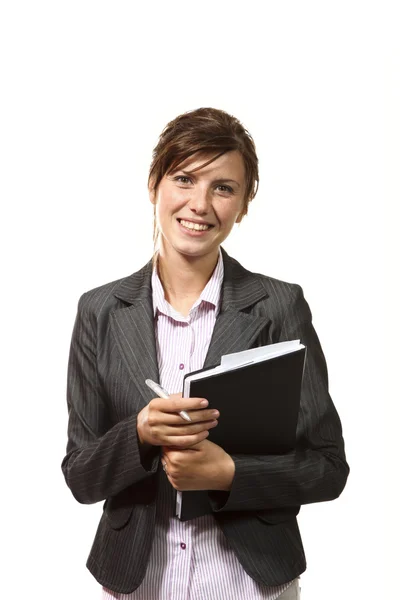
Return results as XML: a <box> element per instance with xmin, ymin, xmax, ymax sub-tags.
<box><xmin>162</xmin><ymin>440</ymin><xmax>235</xmax><ymax>491</ymax></box>
<box><xmin>137</xmin><ymin>393</ymin><xmax>219</xmax><ymax>449</ymax></box>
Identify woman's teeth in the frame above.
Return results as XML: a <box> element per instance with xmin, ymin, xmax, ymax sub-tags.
<box><xmin>179</xmin><ymin>219</ymin><xmax>212</xmax><ymax>232</ymax></box>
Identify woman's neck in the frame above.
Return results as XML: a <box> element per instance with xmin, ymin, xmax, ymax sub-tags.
<box><xmin>156</xmin><ymin>246</ymin><xmax>219</xmax><ymax>306</ymax></box>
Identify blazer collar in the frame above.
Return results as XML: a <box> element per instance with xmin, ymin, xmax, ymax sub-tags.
<box><xmin>113</xmin><ymin>247</ymin><xmax>269</xmax><ymax>311</ymax></box>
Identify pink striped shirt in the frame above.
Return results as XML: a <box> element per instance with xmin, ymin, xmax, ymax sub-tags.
<box><xmin>103</xmin><ymin>250</ymin><xmax>292</xmax><ymax>599</ymax></box>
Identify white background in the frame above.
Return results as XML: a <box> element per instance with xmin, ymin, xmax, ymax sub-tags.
<box><xmin>1</xmin><ymin>1</ymin><xmax>398</xmax><ymax>598</ymax></box>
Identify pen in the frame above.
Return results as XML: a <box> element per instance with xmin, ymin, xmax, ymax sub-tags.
<box><xmin>145</xmin><ymin>379</ymin><xmax>192</xmax><ymax>422</ymax></box>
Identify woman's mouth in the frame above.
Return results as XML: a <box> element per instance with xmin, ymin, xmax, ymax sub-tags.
<box><xmin>177</xmin><ymin>219</ymin><xmax>214</xmax><ymax>232</ymax></box>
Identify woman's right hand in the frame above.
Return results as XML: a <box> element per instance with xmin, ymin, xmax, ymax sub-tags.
<box><xmin>137</xmin><ymin>393</ymin><xmax>219</xmax><ymax>449</ymax></box>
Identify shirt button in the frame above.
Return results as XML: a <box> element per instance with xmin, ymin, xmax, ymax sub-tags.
<box><xmin>180</xmin><ymin>542</ymin><xmax>186</xmax><ymax>550</ymax></box>
<box><xmin>179</xmin><ymin>363</ymin><xmax>184</xmax><ymax>370</ymax></box>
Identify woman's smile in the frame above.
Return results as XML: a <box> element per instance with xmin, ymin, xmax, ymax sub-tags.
<box><xmin>177</xmin><ymin>218</ymin><xmax>215</xmax><ymax>235</ymax></box>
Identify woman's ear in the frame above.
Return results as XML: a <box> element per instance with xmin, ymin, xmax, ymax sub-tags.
<box><xmin>235</xmin><ymin>198</ymin><xmax>247</xmax><ymax>224</ymax></box>
<box><xmin>236</xmin><ymin>208</ymin><xmax>247</xmax><ymax>224</ymax></box>
<box><xmin>148</xmin><ymin>178</ymin><xmax>157</xmax><ymax>205</ymax></box>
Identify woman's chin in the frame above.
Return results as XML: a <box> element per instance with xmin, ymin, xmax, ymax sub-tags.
<box><xmin>160</xmin><ymin>238</ymin><xmax>219</xmax><ymax>261</ymax></box>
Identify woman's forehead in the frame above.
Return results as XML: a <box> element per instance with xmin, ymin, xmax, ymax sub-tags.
<box><xmin>171</xmin><ymin>150</ymin><xmax>245</xmax><ymax>178</ymax></box>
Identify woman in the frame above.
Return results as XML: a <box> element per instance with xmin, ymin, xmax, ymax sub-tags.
<box><xmin>62</xmin><ymin>107</ymin><xmax>349</xmax><ymax>599</ymax></box>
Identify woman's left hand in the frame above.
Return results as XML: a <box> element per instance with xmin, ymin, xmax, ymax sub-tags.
<box><xmin>161</xmin><ymin>440</ymin><xmax>235</xmax><ymax>492</ymax></box>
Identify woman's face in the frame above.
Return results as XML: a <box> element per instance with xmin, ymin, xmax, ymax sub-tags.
<box><xmin>150</xmin><ymin>150</ymin><xmax>246</xmax><ymax>262</ymax></box>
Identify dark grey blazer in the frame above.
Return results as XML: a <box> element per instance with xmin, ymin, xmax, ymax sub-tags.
<box><xmin>62</xmin><ymin>248</ymin><xmax>349</xmax><ymax>594</ymax></box>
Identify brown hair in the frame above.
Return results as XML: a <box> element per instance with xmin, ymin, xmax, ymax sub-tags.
<box><xmin>149</xmin><ymin>108</ymin><xmax>259</xmax><ymax>246</ymax></box>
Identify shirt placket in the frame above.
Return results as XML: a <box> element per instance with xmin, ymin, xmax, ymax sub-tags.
<box><xmin>169</xmin><ymin>315</ymin><xmax>194</xmax><ymax>600</ymax></box>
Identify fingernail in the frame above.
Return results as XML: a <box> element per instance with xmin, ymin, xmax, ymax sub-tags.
<box><xmin>212</xmin><ymin>410</ymin><xmax>219</xmax><ymax>417</ymax></box>
<box><xmin>210</xmin><ymin>420</ymin><xmax>218</xmax><ymax>428</ymax></box>
<box><xmin>200</xmin><ymin>400</ymin><xmax>208</xmax><ymax>407</ymax></box>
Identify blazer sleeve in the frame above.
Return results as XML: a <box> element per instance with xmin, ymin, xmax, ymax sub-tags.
<box><xmin>209</xmin><ymin>284</ymin><xmax>349</xmax><ymax>513</ymax></box>
<box><xmin>61</xmin><ymin>294</ymin><xmax>159</xmax><ymax>505</ymax></box>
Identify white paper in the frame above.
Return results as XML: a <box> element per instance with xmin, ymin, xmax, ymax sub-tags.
<box><xmin>221</xmin><ymin>340</ymin><xmax>302</xmax><ymax>368</ymax></box>
<box><xmin>176</xmin><ymin>491</ymin><xmax>182</xmax><ymax>518</ymax></box>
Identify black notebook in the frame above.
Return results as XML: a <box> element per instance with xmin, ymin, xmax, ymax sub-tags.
<box><xmin>176</xmin><ymin>340</ymin><xmax>306</xmax><ymax>521</ymax></box>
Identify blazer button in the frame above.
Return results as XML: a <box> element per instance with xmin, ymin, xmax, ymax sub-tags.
<box><xmin>180</xmin><ymin>542</ymin><xmax>186</xmax><ymax>550</ymax></box>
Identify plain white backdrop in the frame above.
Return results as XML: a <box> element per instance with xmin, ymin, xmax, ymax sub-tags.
<box><xmin>1</xmin><ymin>1</ymin><xmax>398</xmax><ymax>598</ymax></box>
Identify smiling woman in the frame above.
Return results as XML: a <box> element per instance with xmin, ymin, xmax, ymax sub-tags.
<box><xmin>147</xmin><ymin>108</ymin><xmax>259</xmax><ymax>316</ymax></box>
<box><xmin>62</xmin><ymin>107</ymin><xmax>349</xmax><ymax>600</ymax></box>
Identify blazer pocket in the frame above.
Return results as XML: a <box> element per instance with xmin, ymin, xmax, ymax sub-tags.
<box><xmin>105</xmin><ymin>496</ymin><xmax>134</xmax><ymax>530</ymax></box>
<box><xmin>256</xmin><ymin>506</ymin><xmax>300</xmax><ymax>525</ymax></box>
<box><xmin>105</xmin><ymin>477</ymin><xmax>157</xmax><ymax>530</ymax></box>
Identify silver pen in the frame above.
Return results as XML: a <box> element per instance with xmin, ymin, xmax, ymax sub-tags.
<box><xmin>145</xmin><ymin>379</ymin><xmax>192</xmax><ymax>422</ymax></box>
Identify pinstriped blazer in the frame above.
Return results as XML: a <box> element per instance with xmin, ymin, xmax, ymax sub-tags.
<box><xmin>62</xmin><ymin>248</ymin><xmax>349</xmax><ymax>594</ymax></box>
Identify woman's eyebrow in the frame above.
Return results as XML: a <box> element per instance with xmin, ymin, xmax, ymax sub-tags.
<box><xmin>213</xmin><ymin>178</ymin><xmax>241</xmax><ymax>187</ymax></box>
<box><xmin>172</xmin><ymin>170</ymin><xmax>241</xmax><ymax>187</ymax></box>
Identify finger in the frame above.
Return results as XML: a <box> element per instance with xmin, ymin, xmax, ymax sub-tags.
<box><xmin>164</xmin><ymin>429</ymin><xmax>210</xmax><ymax>448</ymax></box>
<box><xmin>151</xmin><ymin>410</ymin><xmax>219</xmax><ymax>426</ymax></box>
<box><xmin>185</xmin><ymin>409</ymin><xmax>220</xmax><ymax>423</ymax></box>
<box><xmin>167</xmin><ymin>420</ymin><xmax>218</xmax><ymax>435</ymax></box>
<box><xmin>152</xmin><ymin>395</ymin><xmax>209</xmax><ymax>413</ymax></box>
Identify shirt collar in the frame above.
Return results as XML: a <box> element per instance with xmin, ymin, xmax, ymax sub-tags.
<box><xmin>152</xmin><ymin>248</ymin><xmax>224</xmax><ymax>319</ymax></box>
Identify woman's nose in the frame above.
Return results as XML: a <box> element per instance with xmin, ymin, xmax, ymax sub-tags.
<box><xmin>188</xmin><ymin>188</ymin><xmax>211</xmax><ymax>214</ymax></box>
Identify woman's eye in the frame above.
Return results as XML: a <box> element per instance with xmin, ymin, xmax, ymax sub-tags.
<box><xmin>175</xmin><ymin>176</ymin><xmax>192</xmax><ymax>185</ymax></box>
<box><xmin>216</xmin><ymin>185</ymin><xmax>233</xmax><ymax>194</ymax></box>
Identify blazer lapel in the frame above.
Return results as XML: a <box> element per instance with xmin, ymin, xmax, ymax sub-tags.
<box><xmin>110</xmin><ymin>249</ymin><xmax>271</xmax><ymax>403</ymax></box>
<box><xmin>111</xmin><ymin>260</ymin><xmax>159</xmax><ymax>406</ymax></box>
<box><xmin>203</xmin><ymin>249</ymin><xmax>271</xmax><ymax>368</ymax></box>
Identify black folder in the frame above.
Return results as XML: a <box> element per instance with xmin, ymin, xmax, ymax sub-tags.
<box><xmin>176</xmin><ymin>345</ymin><xmax>306</xmax><ymax>521</ymax></box>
